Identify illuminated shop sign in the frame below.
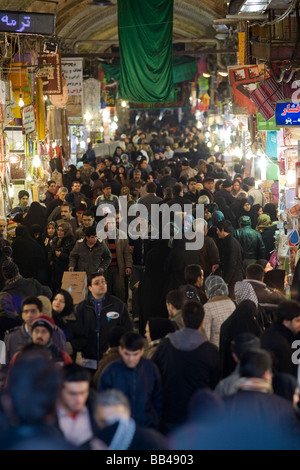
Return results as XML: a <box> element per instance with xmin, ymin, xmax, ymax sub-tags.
<box><xmin>275</xmin><ymin>102</ymin><xmax>300</xmax><ymax>127</ymax></box>
<box><xmin>0</xmin><ymin>11</ymin><xmax>55</xmax><ymax>35</ymax></box>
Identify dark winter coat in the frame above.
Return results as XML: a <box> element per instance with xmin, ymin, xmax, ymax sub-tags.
<box><xmin>98</xmin><ymin>357</ymin><xmax>162</xmax><ymax>430</ymax></box>
<box><xmin>12</xmin><ymin>226</ymin><xmax>49</xmax><ymax>285</ymax></box>
<box><xmin>218</xmin><ymin>233</ymin><xmax>244</xmax><ymax>286</ymax></box>
<box><xmin>2</xmin><ymin>277</ymin><xmax>52</xmax><ymax>314</ymax></box>
<box><xmin>234</xmin><ymin>223</ymin><xmax>266</xmax><ymax>261</ymax></box>
<box><xmin>261</xmin><ymin>322</ymin><xmax>298</xmax><ymax>377</ymax></box>
<box><xmin>152</xmin><ymin>328</ymin><xmax>221</xmax><ymax>432</ymax></box>
<box><xmin>75</xmin><ymin>295</ymin><xmax>132</xmax><ymax>361</ymax></box>
<box><xmin>49</xmin><ymin>235</ymin><xmax>75</xmax><ymax>293</ymax></box>
<box><xmin>69</xmin><ymin>238</ymin><xmax>112</xmax><ymax>274</ymax></box>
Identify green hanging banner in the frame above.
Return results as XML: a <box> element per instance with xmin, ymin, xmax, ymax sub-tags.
<box><xmin>117</xmin><ymin>0</ymin><xmax>175</xmax><ymax>104</ymax></box>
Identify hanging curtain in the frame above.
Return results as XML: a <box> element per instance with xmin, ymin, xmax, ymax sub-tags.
<box><xmin>117</xmin><ymin>0</ymin><xmax>175</xmax><ymax>104</ymax></box>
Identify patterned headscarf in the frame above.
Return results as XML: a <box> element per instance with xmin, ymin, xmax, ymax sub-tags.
<box><xmin>205</xmin><ymin>275</ymin><xmax>229</xmax><ymax>299</ymax></box>
<box><xmin>234</xmin><ymin>281</ymin><xmax>258</xmax><ymax>308</ymax></box>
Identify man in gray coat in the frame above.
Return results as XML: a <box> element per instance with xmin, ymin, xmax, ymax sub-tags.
<box><xmin>68</xmin><ymin>226</ymin><xmax>112</xmax><ymax>275</ymax></box>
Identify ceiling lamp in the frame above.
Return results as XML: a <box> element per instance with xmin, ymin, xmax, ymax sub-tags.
<box><xmin>239</xmin><ymin>0</ymin><xmax>272</xmax><ymax>14</ymax></box>
<box><xmin>6</xmin><ymin>153</ymin><xmax>20</xmax><ymax>164</ymax></box>
<box><xmin>218</xmin><ymin>71</ymin><xmax>228</xmax><ymax>77</ymax></box>
<box><xmin>88</xmin><ymin>0</ymin><xmax>114</xmax><ymax>5</ymax></box>
<box><xmin>203</xmin><ymin>73</ymin><xmax>211</xmax><ymax>78</ymax></box>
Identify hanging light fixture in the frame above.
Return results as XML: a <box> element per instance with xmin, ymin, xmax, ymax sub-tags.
<box><xmin>18</xmin><ymin>94</ymin><xmax>24</xmax><ymax>107</ymax></box>
<box><xmin>6</xmin><ymin>153</ymin><xmax>20</xmax><ymax>164</ymax></box>
<box><xmin>33</xmin><ymin>154</ymin><xmax>41</xmax><ymax>168</ymax></box>
<box><xmin>8</xmin><ymin>183</ymin><xmax>15</xmax><ymax>198</ymax></box>
<box><xmin>84</xmin><ymin>111</ymin><xmax>92</xmax><ymax>122</ymax></box>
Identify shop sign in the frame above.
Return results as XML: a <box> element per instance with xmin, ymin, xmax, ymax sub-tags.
<box><xmin>275</xmin><ymin>102</ymin><xmax>300</xmax><ymax>127</ymax></box>
<box><xmin>22</xmin><ymin>104</ymin><xmax>35</xmax><ymax>134</ymax></box>
<box><xmin>0</xmin><ymin>11</ymin><xmax>55</xmax><ymax>35</ymax></box>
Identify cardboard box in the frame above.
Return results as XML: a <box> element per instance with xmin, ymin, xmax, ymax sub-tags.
<box><xmin>61</xmin><ymin>271</ymin><xmax>87</xmax><ymax>304</ymax></box>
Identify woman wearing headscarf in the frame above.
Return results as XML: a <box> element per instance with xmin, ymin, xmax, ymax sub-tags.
<box><xmin>256</xmin><ymin>213</ymin><xmax>277</xmax><ymax>260</ymax></box>
<box><xmin>144</xmin><ymin>317</ymin><xmax>175</xmax><ymax>359</ymax></box>
<box><xmin>22</xmin><ymin>201</ymin><xmax>47</xmax><ymax>232</ymax></box>
<box><xmin>219</xmin><ymin>287</ymin><xmax>264</xmax><ymax>378</ymax></box>
<box><xmin>250</xmin><ymin>204</ymin><xmax>263</xmax><ymax>229</ymax></box>
<box><xmin>207</xmin><ymin>210</ymin><xmax>225</xmax><ymax>243</ymax></box>
<box><xmin>203</xmin><ymin>275</ymin><xmax>236</xmax><ymax>348</ymax></box>
<box><xmin>235</xmin><ymin>279</ymin><xmax>271</xmax><ymax>325</ymax></box>
<box><xmin>52</xmin><ymin>288</ymin><xmax>86</xmax><ymax>361</ymax></box>
<box><xmin>49</xmin><ymin>221</ymin><xmax>75</xmax><ymax>294</ymax></box>
<box><xmin>43</xmin><ymin>221</ymin><xmax>57</xmax><ymax>258</ymax></box>
<box><xmin>233</xmin><ymin>197</ymin><xmax>252</xmax><ymax>226</ymax></box>
<box><xmin>215</xmin><ymin>196</ymin><xmax>238</xmax><ymax>229</ymax></box>
<box><xmin>64</xmin><ymin>164</ymin><xmax>77</xmax><ymax>191</ymax></box>
<box><xmin>263</xmin><ymin>203</ymin><xmax>278</xmax><ymax>223</ymax></box>
<box><xmin>264</xmin><ymin>269</ymin><xmax>286</xmax><ymax>297</ymax></box>
<box><xmin>11</xmin><ymin>225</ymin><xmax>49</xmax><ymax>285</ymax></box>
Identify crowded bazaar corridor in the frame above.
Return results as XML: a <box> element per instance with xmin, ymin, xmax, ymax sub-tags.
<box><xmin>0</xmin><ymin>0</ymin><xmax>299</xmax><ymax>453</ymax></box>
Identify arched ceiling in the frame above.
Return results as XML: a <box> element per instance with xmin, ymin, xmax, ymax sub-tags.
<box><xmin>1</xmin><ymin>0</ymin><xmax>229</xmax><ymax>55</ymax></box>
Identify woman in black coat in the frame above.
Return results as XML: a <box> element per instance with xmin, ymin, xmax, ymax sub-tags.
<box><xmin>11</xmin><ymin>225</ymin><xmax>49</xmax><ymax>285</ymax></box>
<box><xmin>22</xmin><ymin>201</ymin><xmax>47</xmax><ymax>232</ymax></box>
<box><xmin>219</xmin><ymin>300</ymin><xmax>264</xmax><ymax>378</ymax></box>
<box><xmin>49</xmin><ymin>221</ymin><xmax>75</xmax><ymax>294</ymax></box>
<box><xmin>52</xmin><ymin>288</ymin><xmax>86</xmax><ymax>361</ymax></box>
<box><xmin>139</xmin><ymin>239</ymin><xmax>171</xmax><ymax>335</ymax></box>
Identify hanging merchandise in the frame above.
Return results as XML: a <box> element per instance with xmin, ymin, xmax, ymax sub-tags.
<box><xmin>277</xmin><ymin>234</ymin><xmax>289</xmax><ymax>258</ymax></box>
<box><xmin>288</xmin><ymin>219</ymin><xmax>300</xmax><ymax>247</ymax></box>
<box><xmin>228</xmin><ymin>64</ymin><xmax>266</xmax><ymax>115</ymax></box>
<box><xmin>35</xmin><ymin>77</ymin><xmax>46</xmax><ymax>141</ymax></box>
<box><xmin>50</xmin><ymin>75</ymin><xmax>68</xmax><ymax>107</ymax></box>
<box><xmin>38</xmin><ymin>52</ymin><xmax>63</xmax><ymax>96</ymax></box>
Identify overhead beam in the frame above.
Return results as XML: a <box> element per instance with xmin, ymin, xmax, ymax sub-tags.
<box><xmin>61</xmin><ymin>49</ymin><xmax>237</xmax><ymax>58</ymax></box>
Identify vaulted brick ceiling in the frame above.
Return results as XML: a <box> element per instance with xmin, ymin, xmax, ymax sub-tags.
<box><xmin>1</xmin><ymin>0</ymin><xmax>228</xmax><ymax>53</ymax></box>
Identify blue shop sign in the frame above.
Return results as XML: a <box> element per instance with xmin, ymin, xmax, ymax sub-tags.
<box><xmin>275</xmin><ymin>102</ymin><xmax>300</xmax><ymax>127</ymax></box>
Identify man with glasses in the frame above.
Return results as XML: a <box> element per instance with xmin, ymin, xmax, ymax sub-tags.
<box><xmin>75</xmin><ymin>272</ymin><xmax>133</xmax><ymax>374</ymax></box>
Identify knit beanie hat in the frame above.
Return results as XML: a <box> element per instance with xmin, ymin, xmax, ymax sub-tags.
<box><xmin>2</xmin><ymin>259</ymin><xmax>19</xmax><ymax>280</ymax></box>
<box><xmin>31</xmin><ymin>315</ymin><xmax>55</xmax><ymax>335</ymax></box>
<box><xmin>257</xmin><ymin>214</ymin><xmax>272</xmax><ymax>229</ymax></box>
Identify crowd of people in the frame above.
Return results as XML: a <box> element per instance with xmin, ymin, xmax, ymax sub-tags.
<box><xmin>0</xmin><ymin>121</ymin><xmax>300</xmax><ymax>449</ymax></box>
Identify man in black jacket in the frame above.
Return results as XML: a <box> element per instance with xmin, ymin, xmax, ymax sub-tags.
<box><xmin>152</xmin><ymin>300</ymin><xmax>220</xmax><ymax>434</ymax></box>
<box><xmin>75</xmin><ymin>273</ymin><xmax>133</xmax><ymax>373</ymax></box>
<box><xmin>261</xmin><ymin>300</ymin><xmax>300</xmax><ymax>378</ymax></box>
